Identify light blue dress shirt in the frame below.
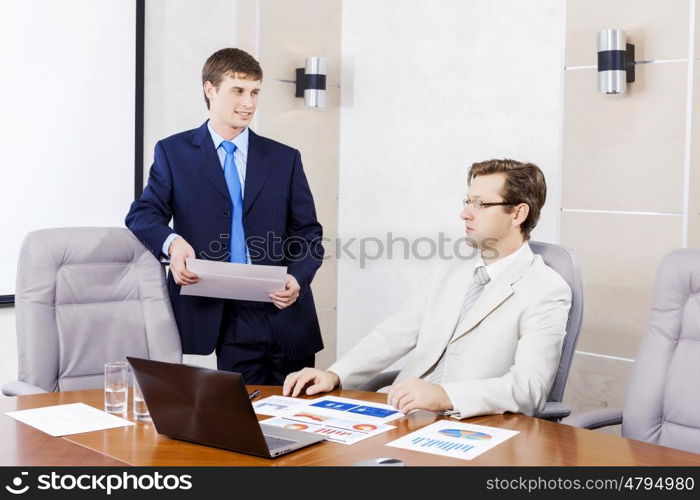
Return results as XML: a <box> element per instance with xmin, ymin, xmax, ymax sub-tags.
<box><xmin>162</xmin><ymin>123</ymin><xmax>249</xmax><ymax>258</ymax></box>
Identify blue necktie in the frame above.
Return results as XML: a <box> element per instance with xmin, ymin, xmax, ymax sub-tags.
<box><xmin>220</xmin><ymin>141</ymin><xmax>247</xmax><ymax>263</ymax></box>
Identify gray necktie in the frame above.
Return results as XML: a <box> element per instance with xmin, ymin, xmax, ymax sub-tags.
<box><xmin>424</xmin><ymin>265</ymin><xmax>491</xmax><ymax>384</ymax></box>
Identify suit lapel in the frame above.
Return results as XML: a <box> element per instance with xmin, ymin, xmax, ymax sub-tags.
<box><xmin>449</xmin><ymin>243</ymin><xmax>535</xmax><ymax>344</ymax></box>
<box><xmin>412</xmin><ymin>258</ymin><xmax>478</xmax><ymax>378</ymax></box>
<box><xmin>192</xmin><ymin>121</ymin><xmax>230</xmax><ymax>202</ymax></box>
<box><xmin>243</xmin><ymin>130</ymin><xmax>271</xmax><ymax>215</ymax></box>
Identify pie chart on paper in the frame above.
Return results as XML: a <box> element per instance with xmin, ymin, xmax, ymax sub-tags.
<box><xmin>439</xmin><ymin>429</ymin><xmax>492</xmax><ymax>440</ymax></box>
<box><xmin>284</xmin><ymin>423</ymin><xmax>309</xmax><ymax>431</ymax></box>
<box><xmin>352</xmin><ymin>423</ymin><xmax>377</xmax><ymax>431</ymax></box>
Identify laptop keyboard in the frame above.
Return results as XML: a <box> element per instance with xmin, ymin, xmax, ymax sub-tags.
<box><xmin>264</xmin><ymin>435</ymin><xmax>297</xmax><ymax>450</ymax></box>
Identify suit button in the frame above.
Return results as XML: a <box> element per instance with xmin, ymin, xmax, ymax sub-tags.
<box><xmin>224</xmin><ymin>211</ymin><xmax>230</xmax><ymax>218</ymax></box>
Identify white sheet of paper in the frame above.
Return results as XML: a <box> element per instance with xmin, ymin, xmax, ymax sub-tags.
<box><xmin>386</xmin><ymin>420</ymin><xmax>519</xmax><ymax>460</ymax></box>
<box><xmin>4</xmin><ymin>403</ymin><xmax>135</xmax><ymax>437</ymax></box>
<box><xmin>252</xmin><ymin>396</ymin><xmax>319</xmax><ymax>416</ymax></box>
<box><xmin>261</xmin><ymin>415</ymin><xmax>395</xmax><ymax>445</ymax></box>
<box><xmin>180</xmin><ymin>258</ymin><xmax>287</xmax><ymax>302</ymax></box>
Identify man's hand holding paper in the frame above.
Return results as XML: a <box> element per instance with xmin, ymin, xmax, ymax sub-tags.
<box><xmin>269</xmin><ymin>274</ymin><xmax>300</xmax><ymax>309</ymax></box>
<box><xmin>180</xmin><ymin>258</ymin><xmax>287</xmax><ymax>302</ymax></box>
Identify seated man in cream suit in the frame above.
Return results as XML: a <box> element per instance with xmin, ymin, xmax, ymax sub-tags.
<box><xmin>283</xmin><ymin>159</ymin><xmax>572</xmax><ymax>419</ymax></box>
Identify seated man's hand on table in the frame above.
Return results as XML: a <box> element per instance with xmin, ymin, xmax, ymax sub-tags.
<box><xmin>387</xmin><ymin>377</ymin><xmax>453</xmax><ymax>414</ymax></box>
<box><xmin>283</xmin><ymin>368</ymin><xmax>340</xmax><ymax>397</ymax></box>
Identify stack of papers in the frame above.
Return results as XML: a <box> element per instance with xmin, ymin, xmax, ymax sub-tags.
<box><xmin>254</xmin><ymin>395</ymin><xmax>403</xmax><ymax>445</ymax></box>
<box><xmin>180</xmin><ymin>259</ymin><xmax>286</xmax><ymax>302</ymax></box>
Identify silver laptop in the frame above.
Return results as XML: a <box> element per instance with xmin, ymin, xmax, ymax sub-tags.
<box><xmin>127</xmin><ymin>357</ymin><xmax>325</xmax><ymax>458</ymax></box>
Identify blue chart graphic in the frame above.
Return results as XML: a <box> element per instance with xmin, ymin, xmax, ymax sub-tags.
<box><xmin>411</xmin><ymin>437</ymin><xmax>475</xmax><ymax>453</ymax></box>
<box><xmin>310</xmin><ymin>401</ymin><xmax>357</xmax><ymax>411</ymax></box>
<box><xmin>310</xmin><ymin>400</ymin><xmax>399</xmax><ymax>418</ymax></box>
<box><xmin>348</xmin><ymin>405</ymin><xmax>399</xmax><ymax>418</ymax></box>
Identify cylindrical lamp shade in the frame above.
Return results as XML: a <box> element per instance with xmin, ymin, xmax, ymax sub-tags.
<box><xmin>598</xmin><ymin>29</ymin><xmax>627</xmax><ymax>94</ymax></box>
<box><xmin>303</xmin><ymin>57</ymin><xmax>327</xmax><ymax>107</ymax></box>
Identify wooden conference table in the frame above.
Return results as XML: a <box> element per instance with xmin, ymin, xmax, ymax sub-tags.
<box><xmin>1</xmin><ymin>387</ymin><xmax>698</xmax><ymax>466</ymax></box>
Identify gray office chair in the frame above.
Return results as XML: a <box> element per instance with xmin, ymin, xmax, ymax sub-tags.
<box><xmin>2</xmin><ymin>227</ymin><xmax>182</xmax><ymax>396</ymax></box>
<box><xmin>359</xmin><ymin>241</ymin><xmax>584</xmax><ymax>421</ymax></box>
<box><xmin>563</xmin><ymin>248</ymin><xmax>700</xmax><ymax>454</ymax></box>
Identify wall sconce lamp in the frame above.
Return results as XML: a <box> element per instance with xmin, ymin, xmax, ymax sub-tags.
<box><xmin>597</xmin><ymin>29</ymin><xmax>635</xmax><ymax>94</ymax></box>
<box><xmin>295</xmin><ymin>57</ymin><xmax>327</xmax><ymax>107</ymax></box>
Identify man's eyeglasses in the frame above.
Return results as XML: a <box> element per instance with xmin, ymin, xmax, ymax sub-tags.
<box><xmin>462</xmin><ymin>198</ymin><xmax>519</xmax><ymax>210</ymax></box>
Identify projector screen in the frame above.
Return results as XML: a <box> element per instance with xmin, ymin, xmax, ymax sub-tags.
<box><xmin>0</xmin><ymin>0</ymin><xmax>138</xmax><ymax>300</ymax></box>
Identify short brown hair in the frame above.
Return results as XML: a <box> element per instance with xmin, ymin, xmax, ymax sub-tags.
<box><xmin>201</xmin><ymin>48</ymin><xmax>263</xmax><ymax>109</ymax></box>
<box><xmin>467</xmin><ymin>158</ymin><xmax>547</xmax><ymax>240</ymax></box>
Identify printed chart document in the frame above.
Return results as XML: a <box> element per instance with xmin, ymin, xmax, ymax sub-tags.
<box><xmin>386</xmin><ymin>420</ymin><xmax>519</xmax><ymax>460</ymax></box>
<box><xmin>253</xmin><ymin>395</ymin><xmax>404</xmax><ymax>424</ymax></box>
<box><xmin>180</xmin><ymin>258</ymin><xmax>286</xmax><ymax>302</ymax></box>
<box><xmin>4</xmin><ymin>403</ymin><xmax>135</xmax><ymax>437</ymax></box>
<box><xmin>253</xmin><ymin>395</ymin><xmax>404</xmax><ymax>445</ymax></box>
<box><xmin>252</xmin><ymin>396</ymin><xmax>318</xmax><ymax>416</ymax></box>
<box><xmin>261</xmin><ymin>413</ymin><xmax>395</xmax><ymax>445</ymax></box>
<box><xmin>304</xmin><ymin>396</ymin><xmax>404</xmax><ymax>424</ymax></box>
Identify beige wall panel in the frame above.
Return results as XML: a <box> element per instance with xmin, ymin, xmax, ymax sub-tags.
<box><xmin>252</xmin><ymin>0</ymin><xmax>341</xmax><ymax>360</ymax></box>
<box><xmin>316</xmin><ymin>309</ymin><xmax>337</xmax><ymax>369</ymax></box>
<box><xmin>691</xmin><ymin>166</ymin><xmax>700</xmax><ymax>222</ymax></box>
<box><xmin>565</xmin><ymin>0</ymin><xmax>690</xmax><ymax>66</ymax></box>
<box><xmin>688</xmin><ymin>215</ymin><xmax>700</xmax><ymax>246</ymax></box>
<box><xmin>305</xmin><ymin>157</ymin><xmax>340</xmax><ymax>202</ymax></box>
<box><xmin>563</xmin><ymin>353</ymin><xmax>634</xmax><ymax>436</ymax></box>
<box><xmin>310</xmin><ymin>198</ymin><xmax>338</xmax><ymax>314</ymax></box>
<box><xmin>311</xmin><ymin>256</ymin><xmax>337</xmax><ymax>311</ymax></box>
<box><xmin>696</xmin><ymin>0</ymin><xmax>700</xmax><ymax>60</ymax></box>
<box><xmin>561</xmin><ymin>63</ymin><xmax>687</xmax><ymax>213</ymax></box>
<box><xmin>560</xmin><ymin>212</ymin><xmax>682</xmax><ymax>358</ymax></box>
<box><xmin>258</xmin><ymin>0</ymin><xmax>342</xmax><ymax>83</ymax></box>
<box><xmin>314</xmin><ymin>197</ymin><xmax>338</xmax><ymax>241</ymax></box>
<box><xmin>254</xmin><ymin>80</ymin><xmax>340</xmax><ymax>199</ymax></box>
<box><xmin>689</xmin><ymin>61</ymin><xmax>700</xmax><ymax>216</ymax></box>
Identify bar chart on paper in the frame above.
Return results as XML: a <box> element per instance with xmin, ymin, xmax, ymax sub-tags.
<box><xmin>314</xmin><ymin>428</ymin><xmax>353</xmax><ymax>438</ymax></box>
<box><xmin>410</xmin><ymin>437</ymin><xmax>474</xmax><ymax>453</ymax></box>
<box><xmin>387</xmin><ymin>421</ymin><xmax>519</xmax><ymax>461</ymax></box>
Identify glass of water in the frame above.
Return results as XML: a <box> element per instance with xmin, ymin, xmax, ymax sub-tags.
<box><xmin>132</xmin><ymin>375</ymin><xmax>151</xmax><ymax>422</ymax></box>
<box><xmin>104</xmin><ymin>361</ymin><xmax>128</xmax><ymax>415</ymax></box>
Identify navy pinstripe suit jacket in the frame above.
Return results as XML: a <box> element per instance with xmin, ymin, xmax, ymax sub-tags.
<box><xmin>125</xmin><ymin>121</ymin><xmax>324</xmax><ymax>359</ymax></box>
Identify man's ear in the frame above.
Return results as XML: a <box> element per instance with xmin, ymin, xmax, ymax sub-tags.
<box><xmin>512</xmin><ymin>203</ymin><xmax>529</xmax><ymax>228</ymax></box>
<box><xmin>203</xmin><ymin>81</ymin><xmax>216</xmax><ymax>100</ymax></box>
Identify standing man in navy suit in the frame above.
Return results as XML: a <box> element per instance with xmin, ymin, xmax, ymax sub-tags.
<box><xmin>126</xmin><ymin>48</ymin><xmax>324</xmax><ymax>384</ymax></box>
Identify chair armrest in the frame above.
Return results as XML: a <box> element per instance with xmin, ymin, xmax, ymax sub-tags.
<box><xmin>534</xmin><ymin>401</ymin><xmax>572</xmax><ymax>420</ymax></box>
<box><xmin>561</xmin><ymin>408</ymin><xmax>623</xmax><ymax>430</ymax></box>
<box><xmin>1</xmin><ymin>381</ymin><xmax>49</xmax><ymax>396</ymax></box>
<box><xmin>358</xmin><ymin>370</ymin><xmax>400</xmax><ymax>391</ymax></box>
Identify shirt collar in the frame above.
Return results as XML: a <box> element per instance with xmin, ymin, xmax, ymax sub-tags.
<box><xmin>207</xmin><ymin>121</ymin><xmax>249</xmax><ymax>154</ymax></box>
<box><xmin>476</xmin><ymin>241</ymin><xmax>529</xmax><ymax>283</ymax></box>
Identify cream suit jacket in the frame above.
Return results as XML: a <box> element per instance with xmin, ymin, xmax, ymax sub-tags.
<box><xmin>328</xmin><ymin>243</ymin><xmax>572</xmax><ymax>419</ymax></box>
